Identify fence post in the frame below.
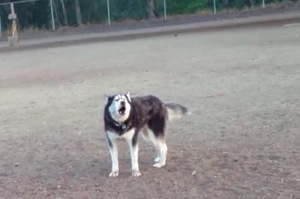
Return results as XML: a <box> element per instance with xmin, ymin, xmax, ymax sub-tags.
<box><xmin>107</xmin><ymin>0</ymin><xmax>111</xmax><ymax>26</ymax></box>
<box><xmin>213</xmin><ymin>0</ymin><xmax>217</xmax><ymax>14</ymax></box>
<box><xmin>163</xmin><ymin>0</ymin><xmax>167</xmax><ymax>20</ymax></box>
<box><xmin>50</xmin><ymin>0</ymin><xmax>55</xmax><ymax>30</ymax></box>
<box><xmin>8</xmin><ymin>3</ymin><xmax>19</xmax><ymax>47</ymax></box>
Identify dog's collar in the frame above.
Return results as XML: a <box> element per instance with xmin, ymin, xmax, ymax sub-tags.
<box><xmin>112</xmin><ymin>121</ymin><xmax>128</xmax><ymax>131</ymax></box>
<box><xmin>121</xmin><ymin>123</ymin><xmax>127</xmax><ymax>130</ymax></box>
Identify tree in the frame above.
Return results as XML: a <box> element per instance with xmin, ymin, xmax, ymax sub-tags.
<box><xmin>60</xmin><ymin>0</ymin><xmax>68</xmax><ymax>26</ymax></box>
<box><xmin>146</xmin><ymin>0</ymin><xmax>156</xmax><ymax>19</ymax></box>
<box><xmin>74</xmin><ymin>0</ymin><xmax>82</xmax><ymax>26</ymax></box>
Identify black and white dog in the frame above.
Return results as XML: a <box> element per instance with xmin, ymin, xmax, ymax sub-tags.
<box><xmin>103</xmin><ymin>93</ymin><xmax>190</xmax><ymax>177</ymax></box>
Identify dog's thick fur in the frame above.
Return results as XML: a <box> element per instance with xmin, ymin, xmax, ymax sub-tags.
<box><xmin>103</xmin><ymin>93</ymin><xmax>190</xmax><ymax>177</ymax></box>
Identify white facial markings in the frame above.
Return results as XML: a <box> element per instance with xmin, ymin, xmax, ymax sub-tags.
<box><xmin>107</xmin><ymin>94</ymin><xmax>132</xmax><ymax>124</ymax></box>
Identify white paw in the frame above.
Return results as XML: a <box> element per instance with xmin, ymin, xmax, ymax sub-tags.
<box><xmin>132</xmin><ymin>170</ymin><xmax>141</xmax><ymax>177</ymax></box>
<box><xmin>109</xmin><ymin>170</ymin><xmax>119</xmax><ymax>177</ymax></box>
<box><xmin>153</xmin><ymin>162</ymin><xmax>165</xmax><ymax>168</ymax></box>
<box><xmin>154</xmin><ymin>157</ymin><xmax>160</xmax><ymax>163</ymax></box>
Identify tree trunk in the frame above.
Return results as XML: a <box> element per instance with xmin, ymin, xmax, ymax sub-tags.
<box><xmin>60</xmin><ymin>0</ymin><xmax>68</xmax><ymax>26</ymax></box>
<box><xmin>249</xmin><ymin>0</ymin><xmax>254</xmax><ymax>7</ymax></box>
<box><xmin>146</xmin><ymin>0</ymin><xmax>156</xmax><ymax>19</ymax></box>
<box><xmin>223</xmin><ymin>0</ymin><xmax>229</xmax><ymax>7</ymax></box>
<box><xmin>75</xmin><ymin>0</ymin><xmax>82</xmax><ymax>26</ymax></box>
<box><xmin>52</xmin><ymin>0</ymin><xmax>61</xmax><ymax>27</ymax></box>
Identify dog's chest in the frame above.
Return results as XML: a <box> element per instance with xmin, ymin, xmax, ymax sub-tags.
<box><xmin>107</xmin><ymin>129</ymin><xmax>135</xmax><ymax>141</ymax></box>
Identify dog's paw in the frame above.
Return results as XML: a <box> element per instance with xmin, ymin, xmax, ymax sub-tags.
<box><xmin>153</xmin><ymin>162</ymin><xmax>165</xmax><ymax>168</ymax></box>
<box><xmin>132</xmin><ymin>170</ymin><xmax>141</xmax><ymax>177</ymax></box>
<box><xmin>109</xmin><ymin>170</ymin><xmax>119</xmax><ymax>177</ymax></box>
<box><xmin>154</xmin><ymin>156</ymin><xmax>160</xmax><ymax>163</ymax></box>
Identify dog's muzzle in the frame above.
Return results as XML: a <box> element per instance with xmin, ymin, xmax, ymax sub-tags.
<box><xmin>118</xmin><ymin>101</ymin><xmax>126</xmax><ymax>115</ymax></box>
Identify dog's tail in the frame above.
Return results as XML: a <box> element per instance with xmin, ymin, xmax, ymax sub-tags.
<box><xmin>165</xmin><ymin>103</ymin><xmax>191</xmax><ymax>121</ymax></box>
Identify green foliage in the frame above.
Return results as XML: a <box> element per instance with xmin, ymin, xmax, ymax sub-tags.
<box><xmin>0</xmin><ymin>5</ymin><xmax>9</xmax><ymax>30</ymax></box>
<box><xmin>31</xmin><ymin>0</ymin><xmax>50</xmax><ymax>28</ymax></box>
<box><xmin>0</xmin><ymin>0</ymin><xmax>293</xmax><ymax>31</ymax></box>
<box><xmin>110</xmin><ymin>0</ymin><xmax>147</xmax><ymax>21</ymax></box>
<box><xmin>167</xmin><ymin>0</ymin><xmax>210</xmax><ymax>15</ymax></box>
<box><xmin>79</xmin><ymin>0</ymin><xmax>108</xmax><ymax>23</ymax></box>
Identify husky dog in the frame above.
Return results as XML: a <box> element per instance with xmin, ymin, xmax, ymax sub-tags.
<box><xmin>103</xmin><ymin>93</ymin><xmax>190</xmax><ymax>177</ymax></box>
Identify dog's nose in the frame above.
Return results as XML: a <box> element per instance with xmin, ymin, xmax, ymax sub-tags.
<box><xmin>121</xmin><ymin>101</ymin><xmax>125</xmax><ymax>106</ymax></box>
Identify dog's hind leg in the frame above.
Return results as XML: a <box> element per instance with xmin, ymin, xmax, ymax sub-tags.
<box><xmin>152</xmin><ymin>139</ymin><xmax>168</xmax><ymax>168</ymax></box>
<box><xmin>148</xmin><ymin>115</ymin><xmax>168</xmax><ymax>168</ymax></box>
<box><xmin>141</xmin><ymin>127</ymin><xmax>161</xmax><ymax>163</ymax></box>
<box><xmin>145</xmin><ymin>129</ymin><xmax>168</xmax><ymax>168</ymax></box>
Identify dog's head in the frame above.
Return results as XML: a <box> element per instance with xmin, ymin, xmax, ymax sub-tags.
<box><xmin>104</xmin><ymin>92</ymin><xmax>132</xmax><ymax>124</ymax></box>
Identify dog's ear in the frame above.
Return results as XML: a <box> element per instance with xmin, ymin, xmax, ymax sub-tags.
<box><xmin>125</xmin><ymin>92</ymin><xmax>131</xmax><ymax>102</ymax></box>
<box><xmin>104</xmin><ymin>94</ymin><xmax>110</xmax><ymax>105</ymax></box>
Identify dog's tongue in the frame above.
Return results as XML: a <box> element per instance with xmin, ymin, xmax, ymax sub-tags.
<box><xmin>119</xmin><ymin>107</ymin><xmax>126</xmax><ymax>114</ymax></box>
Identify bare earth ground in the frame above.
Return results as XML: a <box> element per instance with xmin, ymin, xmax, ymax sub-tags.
<box><xmin>0</xmin><ymin>21</ymin><xmax>300</xmax><ymax>199</ymax></box>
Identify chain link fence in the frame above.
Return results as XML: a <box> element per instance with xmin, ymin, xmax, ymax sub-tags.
<box><xmin>0</xmin><ymin>0</ymin><xmax>296</xmax><ymax>38</ymax></box>
<box><xmin>0</xmin><ymin>0</ymin><xmax>55</xmax><ymax>39</ymax></box>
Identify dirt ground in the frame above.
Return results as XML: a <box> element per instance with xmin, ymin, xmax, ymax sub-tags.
<box><xmin>0</xmin><ymin>21</ymin><xmax>300</xmax><ymax>199</ymax></box>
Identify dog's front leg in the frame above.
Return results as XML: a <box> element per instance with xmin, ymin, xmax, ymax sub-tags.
<box><xmin>106</xmin><ymin>131</ymin><xmax>119</xmax><ymax>177</ymax></box>
<box><xmin>129</xmin><ymin>142</ymin><xmax>140</xmax><ymax>177</ymax></box>
<box><xmin>108</xmin><ymin>142</ymin><xmax>119</xmax><ymax>177</ymax></box>
<box><xmin>126</xmin><ymin>130</ymin><xmax>141</xmax><ymax>177</ymax></box>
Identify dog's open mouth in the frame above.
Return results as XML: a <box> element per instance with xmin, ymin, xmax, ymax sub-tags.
<box><xmin>118</xmin><ymin>107</ymin><xmax>126</xmax><ymax>115</ymax></box>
